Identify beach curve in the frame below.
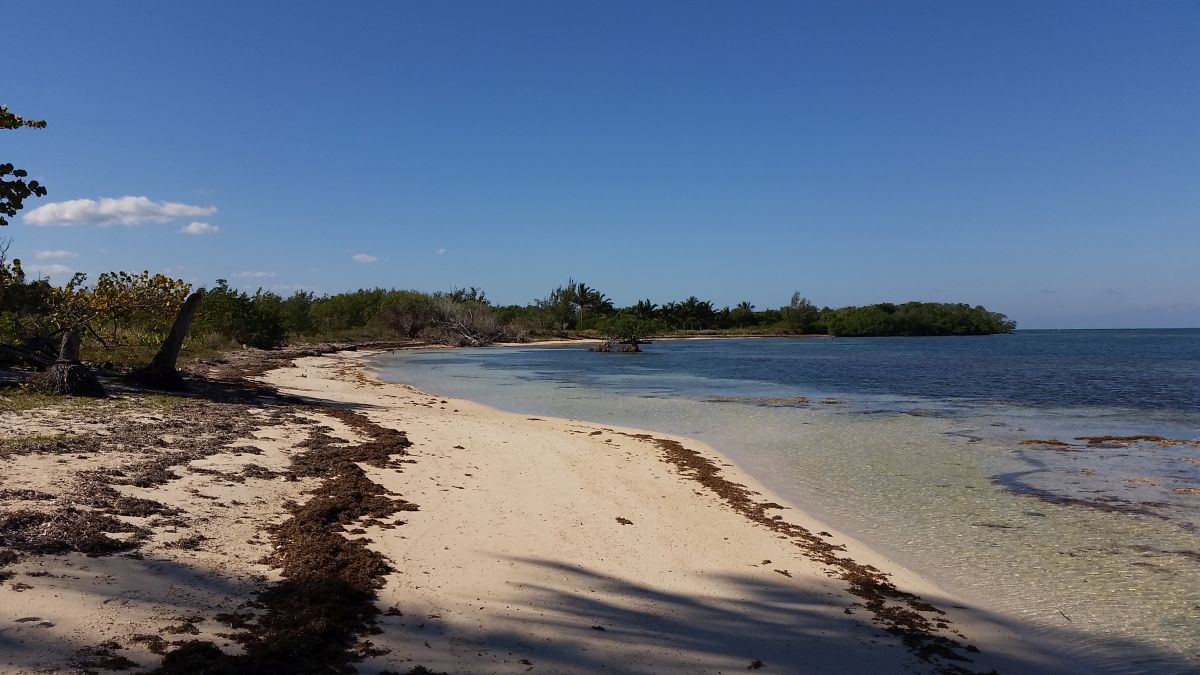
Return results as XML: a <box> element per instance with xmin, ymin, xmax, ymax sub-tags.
<box><xmin>260</xmin><ymin>350</ymin><xmax>1081</xmax><ymax>674</ymax></box>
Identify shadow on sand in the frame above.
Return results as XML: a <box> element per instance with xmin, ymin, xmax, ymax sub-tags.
<box><xmin>358</xmin><ymin>555</ymin><xmax>1196</xmax><ymax>675</ymax></box>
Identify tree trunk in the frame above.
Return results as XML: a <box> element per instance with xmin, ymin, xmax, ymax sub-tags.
<box><xmin>59</xmin><ymin>329</ymin><xmax>81</xmax><ymax>362</ymax></box>
<box><xmin>131</xmin><ymin>290</ymin><xmax>205</xmax><ymax>390</ymax></box>
<box><xmin>23</xmin><ymin>329</ymin><xmax>106</xmax><ymax>397</ymax></box>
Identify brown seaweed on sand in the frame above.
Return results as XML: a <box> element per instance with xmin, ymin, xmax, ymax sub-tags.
<box><xmin>0</xmin><ymin>507</ymin><xmax>146</xmax><ymax>557</ymax></box>
<box><xmin>616</xmin><ymin>430</ymin><xmax>988</xmax><ymax>669</ymax></box>
<box><xmin>154</xmin><ymin>407</ymin><xmax>422</xmax><ymax>675</ymax></box>
<box><xmin>1076</xmin><ymin>435</ymin><xmax>1200</xmax><ymax>448</ymax></box>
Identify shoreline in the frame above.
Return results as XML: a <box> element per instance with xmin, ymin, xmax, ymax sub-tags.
<box><xmin>503</xmin><ymin>334</ymin><xmax>831</xmax><ymax>346</ymax></box>
<box><xmin>371</xmin><ymin>340</ymin><xmax>1200</xmax><ymax>673</ymax></box>
<box><xmin>0</xmin><ymin>347</ymin><xmax>1081</xmax><ymax>673</ymax></box>
<box><xmin>272</xmin><ymin>350</ymin><xmax>1078</xmax><ymax>673</ymax></box>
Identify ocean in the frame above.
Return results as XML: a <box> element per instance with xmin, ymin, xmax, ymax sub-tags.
<box><xmin>366</xmin><ymin>329</ymin><xmax>1200</xmax><ymax>673</ymax></box>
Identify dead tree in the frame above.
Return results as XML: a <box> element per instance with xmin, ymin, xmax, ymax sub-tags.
<box><xmin>426</xmin><ymin>297</ymin><xmax>503</xmax><ymax>346</ymax></box>
<box><xmin>131</xmin><ymin>290</ymin><xmax>204</xmax><ymax>390</ymax></box>
<box><xmin>24</xmin><ymin>329</ymin><xmax>106</xmax><ymax>397</ymax></box>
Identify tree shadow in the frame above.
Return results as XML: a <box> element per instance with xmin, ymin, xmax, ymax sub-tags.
<box><xmin>3</xmin><ymin>506</ymin><xmax>1196</xmax><ymax>674</ymax></box>
<box><xmin>0</xmin><ymin>551</ymin><xmax>264</xmax><ymax>672</ymax></box>
<box><xmin>363</xmin><ymin>555</ymin><xmax>1198</xmax><ymax>675</ymax></box>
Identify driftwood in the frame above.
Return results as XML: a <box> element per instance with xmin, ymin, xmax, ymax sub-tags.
<box><xmin>130</xmin><ymin>290</ymin><xmax>204</xmax><ymax>390</ymax></box>
<box><xmin>23</xmin><ymin>329</ymin><xmax>106</xmax><ymax>397</ymax></box>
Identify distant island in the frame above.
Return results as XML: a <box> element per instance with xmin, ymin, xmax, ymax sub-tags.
<box><xmin>815</xmin><ymin>301</ymin><xmax>1017</xmax><ymax>337</ymax></box>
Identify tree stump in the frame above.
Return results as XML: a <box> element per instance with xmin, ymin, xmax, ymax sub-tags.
<box><xmin>130</xmin><ymin>290</ymin><xmax>205</xmax><ymax>391</ymax></box>
<box><xmin>23</xmin><ymin>329</ymin><xmax>106</xmax><ymax>397</ymax></box>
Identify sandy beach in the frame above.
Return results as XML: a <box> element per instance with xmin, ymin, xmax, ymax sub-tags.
<box><xmin>0</xmin><ymin>348</ymin><xmax>1079</xmax><ymax>674</ymax></box>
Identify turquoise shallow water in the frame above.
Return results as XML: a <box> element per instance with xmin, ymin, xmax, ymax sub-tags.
<box><xmin>366</xmin><ymin>331</ymin><xmax>1200</xmax><ymax>673</ymax></box>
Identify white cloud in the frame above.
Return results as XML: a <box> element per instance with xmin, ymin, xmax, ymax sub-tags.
<box><xmin>26</xmin><ymin>263</ymin><xmax>75</xmax><ymax>277</ymax></box>
<box><xmin>34</xmin><ymin>249</ymin><xmax>77</xmax><ymax>260</ymax></box>
<box><xmin>435</xmin><ymin>248</ymin><xmax>447</xmax><ymax>255</ymax></box>
<box><xmin>352</xmin><ymin>253</ymin><xmax>378</xmax><ymax>263</ymax></box>
<box><xmin>24</xmin><ymin>195</ymin><xmax>217</xmax><ymax>226</ymax></box>
<box><xmin>233</xmin><ymin>271</ymin><xmax>277</xmax><ymax>278</ymax></box>
<box><xmin>180</xmin><ymin>221</ymin><xmax>219</xmax><ymax>235</ymax></box>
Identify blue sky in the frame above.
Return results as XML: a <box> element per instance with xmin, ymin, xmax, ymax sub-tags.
<box><xmin>5</xmin><ymin>1</ymin><xmax>1197</xmax><ymax>328</ymax></box>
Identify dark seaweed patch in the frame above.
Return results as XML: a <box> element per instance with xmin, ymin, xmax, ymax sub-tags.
<box><xmin>153</xmin><ymin>407</ymin><xmax>425</xmax><ymax>674</ymax></box>
<box><xmin>0</xmin><ymin>507</ymin><xmax>145</xmax><ymax>557</ymax></box>
<box><xmin>616</xmin><ymin>431</ymin><xmax>986</xmax><ymax>670</ymax></box>
<box><xmin>73</xmin><ymin>643</ymin><xmax>139</xmax><ymax>672</ymax></box>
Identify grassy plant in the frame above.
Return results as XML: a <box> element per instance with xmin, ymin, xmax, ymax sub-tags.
<box><xmin>0</xmin><ymin>387</ymin><xmax>81</xmax><ymax>412</ymax></box>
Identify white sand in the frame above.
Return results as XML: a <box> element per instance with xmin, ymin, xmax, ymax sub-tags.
<box><xmin>259</xmin><ymin>353</ymin><xmax>1080</xmax><ymax>674</ymax></box>
<box><xmin>0</xmin><ymin>351</ymin><xmax>1080</xmax><ymax>674</ymax></box>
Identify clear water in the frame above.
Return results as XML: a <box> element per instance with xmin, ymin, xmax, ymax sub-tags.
<box><xmin>366</xmin><ymin>330</ymin><xmax>1200</xmax><ymax>673</ymax></box>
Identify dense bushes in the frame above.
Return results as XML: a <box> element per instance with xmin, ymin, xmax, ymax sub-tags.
<box><xmin>818</xmin><ymin>302</ymin><xmax>1017</xmax><ymax>337</ymax></box>
<box><xmin>190</xmin><ymin>286</ymin><xmax>511</xmax><ymax>349</ymax></box>
<box><xmin>1</xmin><ymin>253</ymin><xmax>195</xmax><ymax>365</ymax></box>
<box><xmin>597</xmin><ymin>312</ymin><xmax>665</xmax><ymax>346</ymax></box>
<box><xmin>308</xmin><ymin>289</ymin><xmax>389</xmax><ymax>335</ymax></box>
<box><xmin>779</xmin><ymin>293</ymin><xmax>820</xmax><ymax>334</ymax></box>
<box><xmin>373</xmin><ymin>291</ymin><xmax>439</xmax><ymax>337</ymax></box>
<box><xmin>0</xmin><ymin>256</ymin><xmax>55</xmax><ymax>350</ymax></box>
<box><xmin>192</xmin><ymin>281</ymin><xmax>288</xmax><ymax>349</ymax></box>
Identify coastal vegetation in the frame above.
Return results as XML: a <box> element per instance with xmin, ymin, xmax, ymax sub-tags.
<box><xmin>2</xmin><ymin>263</ymin><xmax>1017</xmax><ymax>377</ymax></box>
<box><xmin>817</xmin><ymin>302</ymin><xmax>1016</xmax><ymax>337</ymax></box>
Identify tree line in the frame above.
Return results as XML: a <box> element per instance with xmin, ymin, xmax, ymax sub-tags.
<box><xmin>2</xmin><ymin>263</ymin><xmax>1017</xmax><ymax>368</ymax></box>
<box><xmin>494</xmin><ymin>280</ymin><xmax>1015</xmax><ymax>338</ymax></box>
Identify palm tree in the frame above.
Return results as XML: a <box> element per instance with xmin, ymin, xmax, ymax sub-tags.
<box><xmin>660</xmin><ymin>302</ymin><xmax>680</xmax><ymax>329</ymax></box>
<box><xmin>698</xmin><ymin>299</ymin><xmax>716</xmax><ymax>328</ymax></box>
<box><xmin>679</xmin><ymin>296</ymin><xmax>714</xmax><ymax>330</ymax></box>
<box><xmin>732</xmin><ymin>301</ymin><xmax>755</xmax><ymax>328</ymax></box>
<box><xmin>633</xmin><ymin>299</ymin><xmax>658</xmax><ymax>319</ymax></box>
<box><xmin>591</xmin><ymin>292</ymin><xmax>615</xmax><ymax>317</ymax></box>
<box><xmin>572</xmin><ymin>282</ymin><xmax>593</xmax><ymax>330</ymax></box>
<box><xmin>572</xmin><ymin>282</ymin><xmax>612</xmax><ymax>329</ymax></box>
